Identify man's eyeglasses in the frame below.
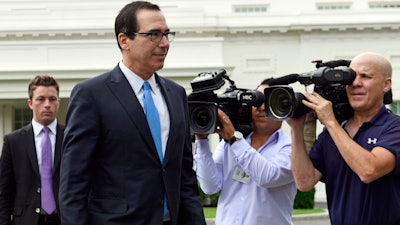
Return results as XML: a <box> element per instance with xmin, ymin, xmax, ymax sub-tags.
<box><xmin>132</xmin><ymin>31</ymin><xmax>176</xmax><ymax>43</ymax></box>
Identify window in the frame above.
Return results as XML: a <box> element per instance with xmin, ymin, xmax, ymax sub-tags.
<box><xmin>369</xmin><ymin>2</ymin><xmax>400</xmax><ymax>8</ymax></box>
<box><xmin>14</xmin><ymin>108</ymin><xmax>32</xmax><ymax>130</ymax></box>
<box><xmin>233</xmin><ymin>5</ymin><xmax>268</xmax><ymax>13</ymax></box>
<box><xmin>389</xmin><ymin>101</ymin><xmax>400</xmax><ymax>115</ymax></box>
<box><xmin>316</xmin><ymin>3</ymin><xmax>351</xmax><ymax>10</ymax></box>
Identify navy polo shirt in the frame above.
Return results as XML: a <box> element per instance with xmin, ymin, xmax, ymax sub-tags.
<box><xmin>310</xmin><ymin>107</ymin><xmax>400</xmax><ymax>225</ymax></box>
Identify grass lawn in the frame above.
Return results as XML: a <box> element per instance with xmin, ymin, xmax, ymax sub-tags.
<box><xmin>293</xmin><ymin>208</ymin><xmax>326</xmax><ymax>215</ymax></box>
<box><xmin>203</xmin><ymin>207</ymin><xmax>325</xmax><ymax>218</ymax></box>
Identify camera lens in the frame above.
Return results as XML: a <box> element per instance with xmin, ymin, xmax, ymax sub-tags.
<box><xmin>193</xmin><ymin>108</ymin><xmax>213</xmax><ymax>127</ymax></box>
<box><xmin>268</xmin><ymin>87</ymin><xmax>294</xmax><ymax>119</ymax></box>
<box><xmin>188</xmin><ymin>102</ymin><xmax>218</xmax><ymax>134</ymax></box>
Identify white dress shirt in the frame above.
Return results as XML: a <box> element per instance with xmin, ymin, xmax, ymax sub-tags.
<box><xmin>194</xmin><ymin>129</ymin><xmax>296</xmax><ymax>225</ymax></box>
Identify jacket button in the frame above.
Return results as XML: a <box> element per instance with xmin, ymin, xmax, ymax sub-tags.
<box><xmin>37</xmin><ymin>188</ymin><xmax>41</xmax><ymax>193</ymax></box>
<box><xmin>35</xmin><ymin>208</ymin><xmax>40</xmax><ymax>214</ymax></box>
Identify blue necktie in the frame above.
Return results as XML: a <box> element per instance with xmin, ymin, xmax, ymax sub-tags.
<box><xmin>143</xmin><ymin>81</ymin><xmax>163</xmax><ymax>161</ymax></box>
<box><xmin>41</xmin><ymin>127</ymin><xmax>56</xmax><ymax>214</ymax></box>
<box><xmin>142</xmin><ymin>81</ymin><xmax>168</xmax><ymax>215</ymax></box>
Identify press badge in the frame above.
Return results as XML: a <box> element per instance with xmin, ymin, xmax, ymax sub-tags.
<box><xmin>232</xmin><ymin>165</ymin><xmax>250</xmax><ymax>183</ymax></box>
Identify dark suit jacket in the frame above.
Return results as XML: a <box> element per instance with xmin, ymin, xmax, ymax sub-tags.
<box><xmin>0</xmin><ymin>123</ymin><xmax>64</xmax><ymax>225</ymax></box>
<box><xmin>60</xmin><ymin>65</ymin><xmax>206</xmax><ymax>225</ymax></box>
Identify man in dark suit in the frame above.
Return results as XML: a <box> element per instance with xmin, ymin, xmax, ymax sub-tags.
<box><xmin>59</xmin><ymin>1</ymin><xmax>206</xmax><ymax>225</ymax></box>
<box><xmin>0</xmin><ymin>75</ymin><xmax>64</xmax><ymax>225</ymax></box>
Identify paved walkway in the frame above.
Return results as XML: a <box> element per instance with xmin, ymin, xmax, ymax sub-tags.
<box><xmin>205</xmin><ymin>211</ymin><xmax>330</xmax><ymax>225</ymax></box>
<box><xmin>205</xmin><ymin>205</ymin><xmax>331</xmax><ymax>225</ymax></box>
<box><xmin>292</xmin><ymin>211</ymin><xmax>330</xmax><ymax>225</ymax></box>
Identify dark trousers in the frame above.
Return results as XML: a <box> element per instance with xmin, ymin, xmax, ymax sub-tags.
<box><xmin>38</xmin><ymin>214</ymin><xmax>61</xmax><ymax>225</ymax></box>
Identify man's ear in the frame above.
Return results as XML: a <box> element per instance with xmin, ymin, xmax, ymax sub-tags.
<box><xmin>118</xmin><ymin>33</ymin><xmax>130</xmax><ymax>50</ymax></box>
<box><xmin>27</xmin><ymin>99</ymin><xmax>33</xmax><ymax>109</ymax></box>
<box><xmin>383</xmin><ymin>78</ymin><xmax>392</xmax><ymax>104</ymax></box>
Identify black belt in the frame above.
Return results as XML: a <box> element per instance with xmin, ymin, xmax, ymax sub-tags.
<box><xmin>38</xmin><ymin>214</ymin><xmax>60</xmax><ymax>225</ymax></box>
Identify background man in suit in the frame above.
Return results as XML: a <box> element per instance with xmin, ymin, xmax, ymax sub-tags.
<box><xmin>0</xmin><ymin>75</ymin><xmax>64</xmax><ymax>225</ymax></box>
<box><xmin>59</xmin><ymin>1</ymin><xmax>206</xmax><ymax>225</ymax></box>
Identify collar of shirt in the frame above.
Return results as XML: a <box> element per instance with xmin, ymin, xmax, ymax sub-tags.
<box><xmin>32</xmin><ymin>119</ymin><xmax>58</xmax><ymax>137</ymax></box>
<box><xmin>119</xmin><ymin>61</ymin><xmax>157</xmax><ymax>96</ymax></box>
<box><xmin>32</xmin><ymin>119</ymin><xmax>57</xmax><ymax>168</ymax></box>
<box><xmin>246</xmin><ymin>129</ymin><xmax>281</xmax><ymax>152</ymax></box>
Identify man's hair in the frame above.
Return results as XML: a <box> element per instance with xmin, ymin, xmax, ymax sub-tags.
<box><xmin>28</xmin><ymin>75</ymin><xmax>59</xmax><ymax>100</ymax></box>
<box><xmin>260</xmin><ymin>78</ymin><xmax>274</xmax><ymax>86</ymax></box>
<box><xmin>255</xmin><ymin>77</ymin><xmax>274</xmax><ymax>90</ymax></box>
<box><xmin>114</xmin><ymin>1</ymin><xmax>161</xmax><ymax>49</ymax></box>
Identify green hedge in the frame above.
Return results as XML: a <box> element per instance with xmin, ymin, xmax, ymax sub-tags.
<box><xmin>293</xmin><ymin>188</ymin><xmax>316</xmax><ymax>209</ymax></box>
<box><xmin>199</xmin><ymin>183</ymin><xmax>316</xmax><ymax>209</ymax></box>
<box><xmin>198</xmin><ymin>183</ymin><xmax>220</xmax><ymax>207</ymax></box>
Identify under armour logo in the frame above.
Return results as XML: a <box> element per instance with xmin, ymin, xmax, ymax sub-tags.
<box><xmin>367</xmin><ymin>138</ymin><xmax>377</xmax><ymax>144</ymax></box>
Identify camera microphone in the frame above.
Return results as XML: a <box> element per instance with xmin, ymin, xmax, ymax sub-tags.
<box><xmin>314</xmin><ymin>59</ymin><xmax>351</xmax><ymax>68</ymax></box>
<box><xmin>267</xmin><ymin>74</ymin><xmax>300</xmax><ymax>86</ymax></box>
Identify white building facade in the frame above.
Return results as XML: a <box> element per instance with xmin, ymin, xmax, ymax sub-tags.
<box><xmin>1</xmin><ymin>0</ymin><xmax>400</xmax><ymax>203</ymax></box>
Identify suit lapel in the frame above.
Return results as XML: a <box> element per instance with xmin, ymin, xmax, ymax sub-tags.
<box><xmin>156</xmin><ymin>76</ymin><xmax>177</xmax><ymax>164</ymax></box>
<box><xmin>106</xmin><ymin>66</ymin><xmax>161</xmax><ymax>162</ymax></box>
<box><xmin>24</xmin><ymin>124</ymin><xmax>40</xmax><ymax>177</ymax></box>
<box><xmin>53</xmin><ymin>124</ymin><xmax>64</xmax><ymax>174</ymax></box>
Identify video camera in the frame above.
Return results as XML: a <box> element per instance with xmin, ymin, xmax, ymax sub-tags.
<box><xmin>265</xmin><ymin>60</ymin><xmax>355</xmax><ymax>122</ymax></box>
<box><xmin>264</xmin><ymin>59</ymin><xmax>393</xmax><ymax>123</ymax></box>
<box><xmin>188</xmin><ymin>69</ymin><xmax>264</xmax><ymax>135</ymax></box>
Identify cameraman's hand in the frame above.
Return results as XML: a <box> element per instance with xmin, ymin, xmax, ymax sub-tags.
<box><xmin>195</xmin><ymin>134</ymin><xmax>209</xmax><ymax>140</ymax></box>
<box><xmin>216</xmin><ymin>109</ymin><xmax>235</xmax><ymax>140</ymax></box>
<box><xmin>302</xmin><ymin>92</ymin><xmax>336</xmax><ymax>126</ymax></box>
<box><xmin>286</xmin><ymin>114</ymin><xmax>307</xmax><ymax>130</ymax></box>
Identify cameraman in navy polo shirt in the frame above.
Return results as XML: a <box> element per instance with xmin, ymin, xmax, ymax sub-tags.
<box><xmin>288</xmin><ymin>52</ymin><xmax>400</xmax><ymax>225</ymax></box>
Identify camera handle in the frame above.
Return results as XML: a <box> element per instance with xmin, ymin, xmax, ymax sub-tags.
<box><xmin>220</xmin><ymin>71</ymin><xmax>236</xmax><ymax>88</ymax></box>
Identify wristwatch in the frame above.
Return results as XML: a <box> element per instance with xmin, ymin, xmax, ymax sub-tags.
<box><xmin>229</xmin><ymin>131</ymin><xmax>243</xmax><ymax>145</ymax></box>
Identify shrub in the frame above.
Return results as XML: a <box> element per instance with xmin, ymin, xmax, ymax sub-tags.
<box><xmin>293</xmin><ymin>188</ymin><xmax>316</xmax><ymax>209</ymax></box>
<box><xmin>198</xmin><ymin>182</ymin><xmax>220</xmax><ymax>207</ymax></box>
<box><xmin>198</xmin><ymin>183</ymin><xmax>316</xmax><ymax>209</ymax></box>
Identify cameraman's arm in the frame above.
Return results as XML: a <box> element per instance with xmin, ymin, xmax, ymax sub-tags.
<box><xmin>304</xmin><ymin>92</ymin><xmax>396</xmax><ymax>183</ymax></box>
<box><xmin>287</xmin><ymin>116</ymin><xmax>322</xmax><ymax>192</ymax></box>
<box><xmin>194</xmin><ymin>134</ymin><xmax>224</xmax><ymax>194</ymax></box>
<box><xmin>325</xmin><ymin>120</ymin><xmax>395</xmax><ymax>183</ymax></box>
